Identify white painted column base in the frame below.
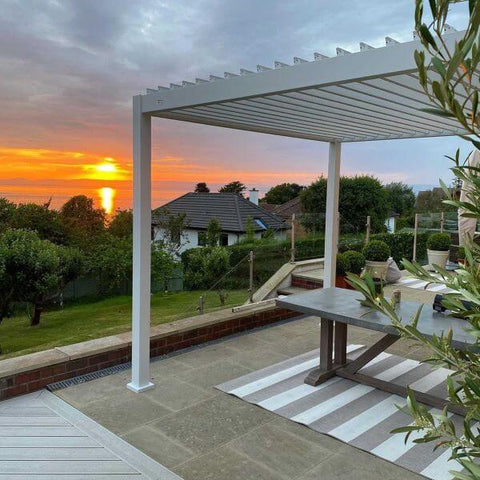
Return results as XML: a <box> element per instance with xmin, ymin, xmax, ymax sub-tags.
<box><xmin>127</xmin><ymin>381</ymin><xmax>155</xmax><ymax>393</ymax></box>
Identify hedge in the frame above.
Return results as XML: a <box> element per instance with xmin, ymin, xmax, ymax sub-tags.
<box><xmin>339</xmin><ymin>232</ymin><xmax>428</xmax><ymax>266</ymax></box>
<box><xmin>181</xmin><ymin>231</ymin><xmax>427</xmax><ymax>290</ymax></box>
<box><xmin>182</xmin><ymin>236</ymin><xmax>325</xmax><ymax>289</ymax></box>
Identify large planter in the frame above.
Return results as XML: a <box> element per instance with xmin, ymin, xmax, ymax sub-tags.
<box><xmin>335</xmin><ymin>275</ymin><xmax>349</xmax><ymax>289</ymax></box>
<box><xmin>427</xmin><ymin>249</ymin><xmax>450</xmax><ymax>271</ymax></box>
<box><xmin>365</xmin><ymin>260</ymin><xmax>388</xmax><ymax>280</ymax></box>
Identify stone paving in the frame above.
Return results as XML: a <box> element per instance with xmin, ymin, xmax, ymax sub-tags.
<box><xmin>56</xmin><ymin>287</ymin><xmax>437</xmax><ymax>480</ymax></box>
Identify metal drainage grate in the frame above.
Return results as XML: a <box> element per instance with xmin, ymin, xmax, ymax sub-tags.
<box><xmin>47</xmin><ymin>362</ymin><xmax>131</xmax><ymax>391</ymax></box>
<box><xmin>47</xmin><ymin>314</ymin><xmax>306</xmax><ymax>391</ymax></box>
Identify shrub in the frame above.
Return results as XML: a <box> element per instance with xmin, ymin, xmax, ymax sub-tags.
<box><xmin>426</xmin><ymin>232</ymin><xmax>451</xmax><ymax>251</ymax></box>
<box><xmin>343</xmin><ymin>250</ymin><xmax>365</xmax><ymax>274</ymax></box>
<box><xmin>336</xmin><ymin>253</ymin><xmax>351</xmax><ymax>276</ymax></box>
<box><xmin>363</xmin><ymin>240</ymin><xmax>390</xmax><ymax>262</ymax></box>
<box><xmin>458</xmin><ymin>246</ymin><xmax>465</xmax><ymax>260</ymax></box>
<box><xmin>183</xmin><ymin>246</ymin><xmax>230</xmax><ymax>290</ymax></box>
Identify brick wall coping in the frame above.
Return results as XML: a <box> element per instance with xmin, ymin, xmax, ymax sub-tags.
<box><xmin>0</xmin><ymin>302</ymin><xmax>279</xmax><ymax>379</ymax></box>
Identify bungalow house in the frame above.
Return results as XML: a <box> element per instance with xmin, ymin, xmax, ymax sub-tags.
<box><xmin>152</xmin><ymin>191</ymin><xmax>287</xmax><ymax>254</ymax></box>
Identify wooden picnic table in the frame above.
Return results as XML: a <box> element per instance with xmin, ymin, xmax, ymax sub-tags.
<box><xmin>277</xmin><ymin>287</ymin><xmax>475</xmax><ymax>415</ymax></box>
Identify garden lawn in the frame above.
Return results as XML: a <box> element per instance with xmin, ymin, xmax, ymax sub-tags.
<box><xmin>0</xmin><ymin>289</ymin><xmax>248</xmax><ymax>359</ymax></box>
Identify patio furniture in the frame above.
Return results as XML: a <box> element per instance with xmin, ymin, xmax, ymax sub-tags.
<box><xmin>277</xmin><ymin>287</ymin><xmax>475</xmax><ymax>416</ymax></box>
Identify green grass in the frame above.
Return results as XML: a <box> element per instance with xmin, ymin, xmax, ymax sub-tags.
<box><xmin>0</xmin><ymin>289</ymin><xmax>248</xmax><ymax>359</ymax></box>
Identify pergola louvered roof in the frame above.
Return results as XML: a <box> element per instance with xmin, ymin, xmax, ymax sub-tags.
<box><xmin>140</xmin><ymin>29</ymin><xmax>468</xmax><ymax>143</ymax></box>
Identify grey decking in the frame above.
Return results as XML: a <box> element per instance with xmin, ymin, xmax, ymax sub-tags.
<box><xmin>0</xmin><ymin>390</ymin><xmax>182</xmax><ymax>480</ymax></box>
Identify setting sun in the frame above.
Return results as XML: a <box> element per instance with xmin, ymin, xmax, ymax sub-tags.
<box><xmin>96</xmin><ymin>163</ymin><xmax>117</xmax><ymax>174</ymax></box>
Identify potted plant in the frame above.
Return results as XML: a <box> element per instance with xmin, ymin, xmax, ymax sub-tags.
<box><xmin>362</xmin><ymin>240</ymin><xmax>391</xmax><ymax>280</ymax></box>
<box><xmin>335</xmin><ymin>253</ymin><xmax>350</xmax><ymax>289</ymax></box>
<box><xmin>426</xmin><ymin>232</ymin><xmax>451</xmax><ymax>271</ymax></box>
<box><xmin>343</xmin><ymin>250</ymin><xmax>365</xmax><ymax>289</ymax></box>
<box><xmin>457</xmin><ymin>246</ymin><xmax>465</xmax><ymax>266</ymax></box>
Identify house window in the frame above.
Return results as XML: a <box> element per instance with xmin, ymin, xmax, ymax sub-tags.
<box><xmin>220</xmin><ymin>233</ymin><xmax>229</xmax><ymax>246</ymax></box>
<box><xmin>254</xmin><ymin>218</ymin><xmax>267</xmax><ymax>230</ymax></box>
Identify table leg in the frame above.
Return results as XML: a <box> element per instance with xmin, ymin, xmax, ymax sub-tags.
<box><xmin>319</xmin><ymin>318</ymin><xmax>333</xmax><ymax>371</ymax></box>
<box><xmin>334</xmin><ymin>322</ymin><xmax>347</xmax><ymax>366</ymax></box>
<box><xmin>305</xmin><ymin>318</ymin><xmax>337</xmax><ymax>386</ymax></box>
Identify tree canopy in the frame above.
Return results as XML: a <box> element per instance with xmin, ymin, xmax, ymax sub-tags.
<box><xmin>219</xmin><ymin>181</ymin><xmax>247</xmax><ymax>195</ymax></box>
<box><xmin>384</xmin><ymin>182</ymin><xmax>416</xmax><ymax>216</ymax></box>
<box><xmin>300</xmin><ymin>175</ymin><xmax>389</xmax><ymax>233</ymax></box>
<box><xmin>108</xmin><ymin>209</ymin><xmax>133</xmax><ymax>238</ymax></box>
<box><xmin>263</xmin><ymin>183</ymin><xmax>304</xmax><ymax>205</ymax></box>
<box><xmin>194</xmin><ymin>182</ymin><xmax>210</xmax><ymax>193</ymax></box>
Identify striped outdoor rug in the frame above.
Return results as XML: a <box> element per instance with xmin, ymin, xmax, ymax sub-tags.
<box><xmin>217</xmin><ymin>345</ymin><xmax>462</xmax><ymax>480</ymax></box>
<box><xmin>395</xmin><ymin>275</ymin><xmax>453</xmax><ymax>294</ymax></box>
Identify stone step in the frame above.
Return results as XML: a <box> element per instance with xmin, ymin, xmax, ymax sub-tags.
<box><xmin>277</xmin><ymin>286</ymin><xmax>313</xmax><ymax>296</ymax></box>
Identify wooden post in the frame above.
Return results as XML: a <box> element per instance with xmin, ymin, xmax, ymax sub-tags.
<box><xmin>290</xmin><ymin>213</ymin><xmax>296</xmax><ymax>263</ymax></box>
<box><xmin>248</xmin><ymin>250</ymin><xmax>254</xmax><ymax>303</ymax></box>
<box><xmin>413</xmin><ymin>213</ymin><xmax>419</xmax><ymax>262</ymax></box>
<box><xmin>440</xmin><ymin>211</ymin><xmax>445</xmax><ymax>233</ymax></box>
<box><xmin>365</xmin><ymin>216</ymin><xmax>371</xmax><ymax>245</ymax></box>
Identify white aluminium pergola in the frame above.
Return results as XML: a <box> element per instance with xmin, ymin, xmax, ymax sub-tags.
<box><xmin>127</xmin><ymin>30</ymin><xmax>468</xmax><ymax>392</ymax></box>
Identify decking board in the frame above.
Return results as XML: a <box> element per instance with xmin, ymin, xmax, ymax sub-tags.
<box><xmin>0</xmin><ymin>391</ymin><xmax>182</xmax><ymax>479</ymax></box>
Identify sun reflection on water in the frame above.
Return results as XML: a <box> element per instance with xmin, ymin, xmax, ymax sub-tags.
<box><xmin>99</xmin><ymin>187</ymin><xmax>115</xmax><ymax>215</ymax></box>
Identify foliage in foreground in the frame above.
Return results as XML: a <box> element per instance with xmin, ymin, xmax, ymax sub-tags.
<box><xmin>349</xmin><ymin>2</ymin><xmax>480</xmax><ymax>478</ymax></box>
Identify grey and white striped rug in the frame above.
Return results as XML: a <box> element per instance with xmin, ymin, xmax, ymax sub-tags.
<box><xmin>217</xmin><ymin>345</ymin><xmax>461</xmax><ymax>480</ymax></box>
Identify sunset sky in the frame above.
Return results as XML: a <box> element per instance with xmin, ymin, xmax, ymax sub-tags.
<box><xmin>0</xmin><ymin>0</ymin><xmax>472</xmax><ymax>213</ymax></box>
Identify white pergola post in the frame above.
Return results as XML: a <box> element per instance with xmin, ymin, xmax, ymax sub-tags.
<box><xmin>323</xmin><ymin>142</ymin><xmax>341</xmax><ymax>288</ymax></box>
<box><xmin>127</xmin><ymin>95</ymin><xmax>154</xmax><ymax>393</ymax></box>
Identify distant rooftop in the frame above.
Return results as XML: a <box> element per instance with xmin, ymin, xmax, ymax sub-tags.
<box><xmin>152</xmin><ymin>192</ymin><xmax>287</xmax><ymax>233</ymax></box>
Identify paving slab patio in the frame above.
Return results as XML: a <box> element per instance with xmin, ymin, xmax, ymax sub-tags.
<box><xmin>54</xmin><ymin>287</ymin><xmax>441</xmax><ymax>480</ymax></box>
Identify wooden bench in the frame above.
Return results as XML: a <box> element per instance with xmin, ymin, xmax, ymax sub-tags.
<box><xmin>277</xmin><ymin>287</ymin><xmax>475</xmax><ymax>416</ymax></box>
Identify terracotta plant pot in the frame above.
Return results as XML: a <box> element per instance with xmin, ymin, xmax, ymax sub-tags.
<box><xmin>427</xmin><ymin>249</ymin><xmax>450</xmax><ymax>271</ymax></box>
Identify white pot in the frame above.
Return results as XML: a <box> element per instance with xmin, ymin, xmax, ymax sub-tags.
<box><xmin>365</xmin><ymin>260</ymin><xmax>388</xmax><ymax>280</ymax></box>
<box><xmin>427</xmin><ymin>249</ymin><xmax>450</xmax><ymax>271</ymax></box>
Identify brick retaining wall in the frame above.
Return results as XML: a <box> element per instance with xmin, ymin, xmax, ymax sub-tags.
<box><xmin>291</xmin><ymin>275</ymin><xmax>323</xmax><ymax>290</ymax></box>
<box><xmin>0</xmin><ymin>306</ymin><xmax>300</xmax><ymax>401</ymax></box>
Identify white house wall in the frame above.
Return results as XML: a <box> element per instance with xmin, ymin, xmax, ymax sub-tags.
<box><xmin>153</xmin><ymin>227</ymin><xmax>286</xmax><ymax>253</ymax></box>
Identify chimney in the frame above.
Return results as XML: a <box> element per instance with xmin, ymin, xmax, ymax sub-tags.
<box><xmin>249</xmin><ymin>188</ymin><xmax>259</xmax><ymax>205</ymax></box>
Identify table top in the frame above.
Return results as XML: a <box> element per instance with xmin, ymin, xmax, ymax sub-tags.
<box><xmin>277</xmin><ymin>287</ymin><xmax>475</xmax><ymax>351</ymax></box>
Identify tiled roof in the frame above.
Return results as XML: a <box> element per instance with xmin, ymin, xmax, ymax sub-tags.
<box><xmin>152</xmin><ymin>192</ymin><xmax>287</xmax><ymax>232</ymax></box>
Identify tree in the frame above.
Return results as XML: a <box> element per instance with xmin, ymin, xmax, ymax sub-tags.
<box><xmin>109</xmin><ymin>209</ymin><xmax>133</xmax><ymax>238</ymax></box>
<box><xmin>90</xmin><ymin>234</ymin><xmax>132</xmax><ymax>294</ymax></box>
<box><xmin>184</xmin><ymin>246</ymin><xmax>231</xmax><ymax>289</ymax></box>
<box><xmin>155</xmin><ymin>209</ymin><xmax>189</xmax><ymax>257</ymax></box>
<box><xmin>56</xmin><ymin>246</ymin><xmax>85</xmax><ymax>295</ymax></box>
<box><xmin>151</xmin><ymin>241</ymin><xmax>177</xmax><ymax>290</ymax></box>
<box><xmin>415</xmin><ymin>187</ymin><xmax>457</xmax><ymax>213</ymax></box>
<box><xmin>0</xmin><ymin>229</ymin><xmax>59</xmax><ymax>326</ymax></box>
<box><xmin>349</xmin><ymin>4</ymin><xmax>480</xmax><ymax>478</ymax></box>
<box><xmin>300</xmin><ymin>175</ymin><xmax>388</xmax><ymax>233</ymax></box>
<box><xmin>219</xmin><ymin>181</ymin><xmax>247</xmax><ymax>195</ymax></box>
<box><xmin>11</xmin><ymin>203</ymin><xmax>66</xmax><ymax>244</ymax></box>
<box><xmin>0</xmin><ymin>198</ymin><xmax>15</xmax><ymax>232</ymax></box>
<box><xmin>60</xmin><ymin>195</ymin><xmax>106</xmax><ymax>247</ymax></box>
<box><xmin>263</xmin><ymin>183</ymin><xmax>304</xmax><ymax>205</ymax></box>
<box><xmin>194</xmin><ymin>182</ymin><xmax>210</xmax><ymax>193</ymax></box>
<box><xmin>206</xmin><ymin>218</ymin><xmax>222</xmax><ymax>246</ymax></box>
<box><xmin>384</xmin><ymin>182</ymin><xmax>415</xmax><ymax>216</ymax></box>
